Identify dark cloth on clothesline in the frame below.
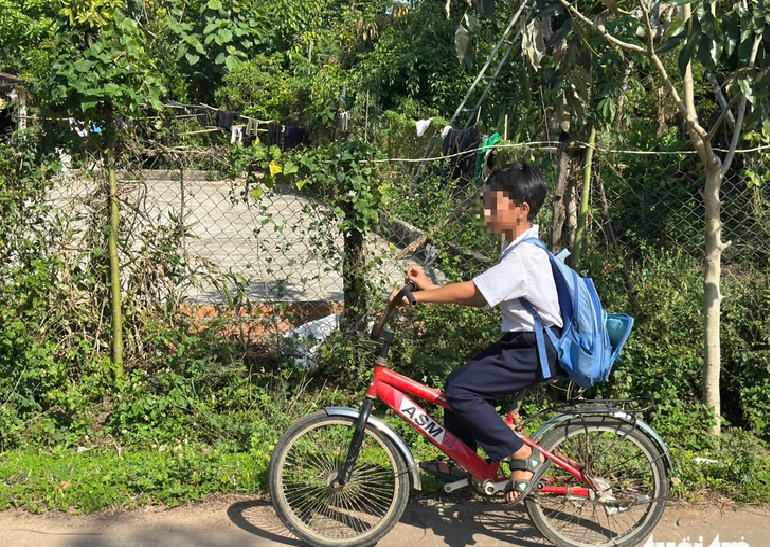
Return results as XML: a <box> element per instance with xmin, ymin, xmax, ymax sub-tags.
<box><xmin>441</xmin><ymin>124</ymin><xmax>484</xmax><ymax>182</ymax></box>
<box><xmin>284</xmin><ymin>126</ymin><xmax>307</xmax><ymax>150</ymax></box>
<box><xmin>268</xmin><ymin>122</ymin><xmax>283</xmax><ymax>147</ymax></box>
<box><xmin>216</xmin><ymin>110</ymin><xmax>239</xmax><ymax>131</ymax></box>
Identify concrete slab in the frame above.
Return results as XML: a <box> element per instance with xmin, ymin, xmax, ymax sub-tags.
<box><xmin>49</xmin><ymin>173</ymin><xmax>445</xmax><ymax>306</ymax></box>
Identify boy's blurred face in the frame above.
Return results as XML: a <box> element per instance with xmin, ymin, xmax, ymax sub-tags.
<box><xmin>483</xmin><ymin>188</ymin><xmax>530</xmax><ymax>237</ymax></box>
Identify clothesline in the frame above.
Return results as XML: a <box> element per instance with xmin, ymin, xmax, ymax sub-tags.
<box><xmin>332</xmin><ymin>141</ymin><xmax>770</xmax><ymax>165</ymax></box>
<box><xmin>147</xmin><ymin>139</ymin><xmax>770</xmax><ymax>165</ymax></box>
<box><xmin>14</xmin><ymin>105</ymin><xmax>770</xmax><ymax>157</ymax></box>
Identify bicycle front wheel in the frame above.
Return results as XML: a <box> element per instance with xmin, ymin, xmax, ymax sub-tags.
<box><xmin>526</xmin><ymin>416</ymin><xmax>669</xmax><ymax>547</ymax></box>
<box><xmin>268</xmin><ymin>410</ymin><xmax>410</xmax><ymax>547</ymax></box>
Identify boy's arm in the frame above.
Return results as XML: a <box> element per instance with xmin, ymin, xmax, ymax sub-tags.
<box><xmin>412</xmin><ymin>281</ymin><xmax>488</xmax><ymax>308</ymax></box>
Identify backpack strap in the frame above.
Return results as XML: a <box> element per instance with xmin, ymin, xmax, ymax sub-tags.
<box><xmin>519</xmin><ymin>298</ymin><xmax>557</xmax><ymax>380</ymax></box>
<box><xmin>518</xmin><ymin>237</ymin><xmax>560</xmax><ymax>379</ymax></box>
<box><xmin>521</xmin><ymin>236</ymin><xmax>575</xmax><ymax>327</ymax></box>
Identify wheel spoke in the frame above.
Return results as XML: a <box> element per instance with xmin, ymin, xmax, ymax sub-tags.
<box><xmin>528</xmin><ymin>418</ymin><xmax>668</xmax><ymax>547</ymax></box>
<box><xmin>271</xmin><ymin>416</ymin><xmax>405</xmax><ymax>542</ymax></box>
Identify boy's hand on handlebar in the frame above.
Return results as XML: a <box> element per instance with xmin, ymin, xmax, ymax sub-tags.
<box><xmin>388</xmin><ymin>289</ymin><xmax>413</xmax><ymax>307</ymax></box>
<box><xmin>406</xmin><ymin>266</ymin><xmax>434</xmax><ymax>290</ymax></box>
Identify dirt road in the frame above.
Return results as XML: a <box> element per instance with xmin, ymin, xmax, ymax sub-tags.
<box><xmin>1</xmin><ymin>496</ymin><xmax>768</xmax><ymax>547</ymax></box>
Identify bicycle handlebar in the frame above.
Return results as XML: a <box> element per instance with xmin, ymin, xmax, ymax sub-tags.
<box><xmin>370</xmin><ymin>281</ymin><xmax>418</xmax><ymax>340</ymax></box>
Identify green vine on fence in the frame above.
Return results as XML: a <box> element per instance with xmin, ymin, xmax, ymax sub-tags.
<box><xmin>235</xmin><ymin>141</ymin><xmax>389</xmax><ymax>333</ymax></box>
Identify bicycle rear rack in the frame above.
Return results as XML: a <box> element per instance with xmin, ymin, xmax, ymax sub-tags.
<box><xmin>552</xmin><ymin>398</ymin><xmax>654</xmax><ymax>414</ymax></box>
<box><xmin>519</xmin><ymin>398</ymin><xmax>654</xmax><ymax>427</ymax></box>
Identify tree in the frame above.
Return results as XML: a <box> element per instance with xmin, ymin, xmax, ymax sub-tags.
<box><xmin>554</xmin><ymin>0</ymin><xmax>770</xmax><ymax>434</ymax></box>
<box><xmin>0</xmin><ymin>0</ymin><xmax>58</xmax><ymax>78</ymax></box>
<box><xmin>39</xmin><ymin>6</ymin><xmax>167</xmax><ymax>377</ymax></box>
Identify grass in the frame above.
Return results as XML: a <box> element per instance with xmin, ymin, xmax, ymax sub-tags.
<box><xmin>1</xmin><ymin>395</ymin><xmax>769</xmax><ymax>514</ymax></box>
<box><xmin>0</xmin><ymin>445</ymin><xmax>269</xmax><ymax>513</ymax></box>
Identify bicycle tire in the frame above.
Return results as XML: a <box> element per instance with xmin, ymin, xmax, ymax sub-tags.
<box><xmin>269</xmin><ymin>410</ymin><xmax>410</xmax><ymax>547</ymax></box>
<box><xmin>526</xmin><ymin>416</ymin><xmax>669</xmax><ymax>547</ymax></box>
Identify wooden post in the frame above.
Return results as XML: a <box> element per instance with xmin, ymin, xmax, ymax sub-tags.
<box><xmin>108</xmin><ymin>169</ymin><xmax>124</xmax><ymax>377</ymax></box>
<box><xmin>504</xmin><ymin>114</ymin><xmax>508</xmax><ymax>141</ymax></box>
<box><xmin>364</xmin><ymin>90</ymin><xmax>369</xmax><ymax>143</ymax></box>
<box><xmin>179</xmin><ymin>167</ymin><xmax>186</xmax><ymax>254</ymax></box>
<box><xmin>17</xmin><ymin>90</ymin><xmax>26</xmax><ymax>131</ymax></box>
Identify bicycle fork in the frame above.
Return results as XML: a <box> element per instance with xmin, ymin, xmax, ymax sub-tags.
<box><xmin>334</xmin><ymin>397</ymin><xmax>374</xmax><ymax>486</ymax></box>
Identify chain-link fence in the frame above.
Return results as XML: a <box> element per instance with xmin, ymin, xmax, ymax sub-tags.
<box><xmin>37</xmin><ymin>128</ymin><xmax>770</xmax><ymax>360</ymax></box>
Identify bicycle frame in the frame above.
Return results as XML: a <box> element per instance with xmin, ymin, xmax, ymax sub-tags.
<box><xmin>366</xmin><ymin>364</ymin><xmax>593</xmax><ymax>497</ymax></box>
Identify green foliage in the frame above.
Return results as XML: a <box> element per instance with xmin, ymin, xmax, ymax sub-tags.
<box><xmin>59</xmin><ymin>0</ymin><xmax>123</xmax><ymax>30</ymax></box>
<box><xmin>0</xmin><ymin>0</ymin><xmax>57</xmax><ymax>78</ymax></box>
<box><xmin>215</xmin><ymin>53</ymin><xmax>305</xmax><ymax>121</ymax></box>
<box><xmin>672</xmin><ymin>430</ymin><xmax>770</xmax><ymax>503</ymax></box>
<box><xmin>679</xmin><ymin>0</ymin><xmax>770</xmax><ymax>129</ymax></box>
<box><xmin>354</xmin><ymin>1</ymin><xmax>473</xmax><ymax>114</ymax></box>
<box><xmin>722</xmin><ymin>273</ymin><xmax>770</xmax><ymax>438</ymax></box>
<box><xmin>588</xmin><ymin>246</ymin><xmax>707</xmax><ymax>433</ymax></box>
<box><xmin>43</xmin><ymin>9</ymin><xmax>165</xmax><ymax>120</ymax></box>
<box><xmin>4</xmin><ymin>0</ymin><xmax>770</xmax><ymax>512</ymax></box>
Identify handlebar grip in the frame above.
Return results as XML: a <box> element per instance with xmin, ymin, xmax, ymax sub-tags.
<box><xmin>370</xmin><ymin>284</ymin><xmax>419</xmax><ymax>340</ymax></box>
<box><xmin>402</xmin><ymin>287</ymin><xmax>417</xmax><ymax>307</ymax></box>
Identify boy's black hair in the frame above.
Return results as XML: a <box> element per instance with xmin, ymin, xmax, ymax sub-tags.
<box><xmin>486</xmin><ymin>162</ymin><xmax>546</xmax><ymax>222</ymax></box>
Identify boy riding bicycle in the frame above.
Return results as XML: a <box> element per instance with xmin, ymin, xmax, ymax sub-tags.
<box><xmin>390</xmin><ymin>162</ymin><xmax>561</xmax><ymax>504</ymax></box>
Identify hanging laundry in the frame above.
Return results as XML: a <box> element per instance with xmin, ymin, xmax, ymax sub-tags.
<box><xmin>441</xmin><ymin>125</ymin><xmax>452</xmax><ymax>139</ymax></box>
<box><xmin>284</xmin><ymin>126</ymin><xmax>307</xmax><ymax>150</ymax></box>
<box><xmin>338</xmin><ymin>111</ymin><xmax>351</xmax><ymax>132</ymax></box>
<box><xmin>268</xmin><ymin>122</ymin><xmax>283</xmax><ymax>147</ymax></box>
<box><xmin>69</xmin><ymin>117</ymin><xmax>88</xmax><ymax>137</ymax></box>
<box><xmin>216</xmin><ymin>110</ymin><xmax>239</xmax><ymax>131</ymax></box>
<box><xmin>416</xmin><ymin>118</ymin><xmax>433</xmax><ymax>137</ymax></box>
<box><xmin>231</xmin><ymin>126</ymin><xmax>243</xmax><ymax>145</ymax></box>
<box><xmin>476</xmin><ymin>132</ymin><xmax>501</xmax><ymax>186</ymax></box>
<box><xmin>245</xmin><ymin>118</ymin><xmax>259</xmax><ymax>137</ymax></box>
<box><xmin>441</xmin><ymin>124</ymin><xmax>484</xmax><ymax>183</ymax></box>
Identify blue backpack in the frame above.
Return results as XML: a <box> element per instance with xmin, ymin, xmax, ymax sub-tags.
<box><xmin>520</xmin><ymin>238</ymin><xmax>634</xmax><ymax>389</ymax></box>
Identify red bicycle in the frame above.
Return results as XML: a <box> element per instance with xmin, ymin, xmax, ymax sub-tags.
<box><xmin>268</xmin><ymin>285</ymin><xmax>673</xmax><ymax>547</ymax></box>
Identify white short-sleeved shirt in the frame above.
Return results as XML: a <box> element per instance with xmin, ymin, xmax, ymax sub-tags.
<box><xmin>473</xmin><ymin>225</ymin><xmax>563</xmax><ymax>333</ymax></box>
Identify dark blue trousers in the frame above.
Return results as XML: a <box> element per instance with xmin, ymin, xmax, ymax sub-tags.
<box><xmin>444</xmin><ymin>330</ymin><xmax>560</xmax><ymax>463</ymax></box>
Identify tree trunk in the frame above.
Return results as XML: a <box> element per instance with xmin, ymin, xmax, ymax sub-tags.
<box><xmin>703</xmin><ymin>164</ymin><xmax>723</xmax><ymax>435</ymax></box>
<box><xmin>656</xmin><ymin>86</ymin><xmax>668</xmax><ymax>138</ymax></box>
<box><xmin>551</xmin><ymin>133</ymin><xmax>571</xmax><ymax>251</ymax></box>
<box><xmin>565</xmin><ymin>176</ymin><xmax>578</xmax><ymax>253</ymax></box>
<box><xmin>342</xmin><ymin>220</ymin><xmax>367</xmax><ymax>335</ymax></box>
<box><xmin>614</xmin><ymin>60</ymin><xmax>634</xmax><ymax>131</ymax></box>
<box><xmin>572</xmin><ymin>125</ymin><xmax>596</xmax><ymax>269</ymax></box>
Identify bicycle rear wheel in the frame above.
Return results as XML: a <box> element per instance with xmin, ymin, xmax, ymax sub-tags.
<box><xmin>526</xmin><ymin>416</ymin><xmax>669</xmax><ymax>547</ymax></box>
<box><xmin>269</xmin><ymin>410</ymin><xmax>410</xmax><ymax>547</ymax></box>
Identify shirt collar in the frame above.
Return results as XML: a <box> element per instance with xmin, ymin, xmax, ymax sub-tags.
<box><xmin>501</xmin><ymin>225</ymin><xmax>540</xmax><ymax>258</ymax></box>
